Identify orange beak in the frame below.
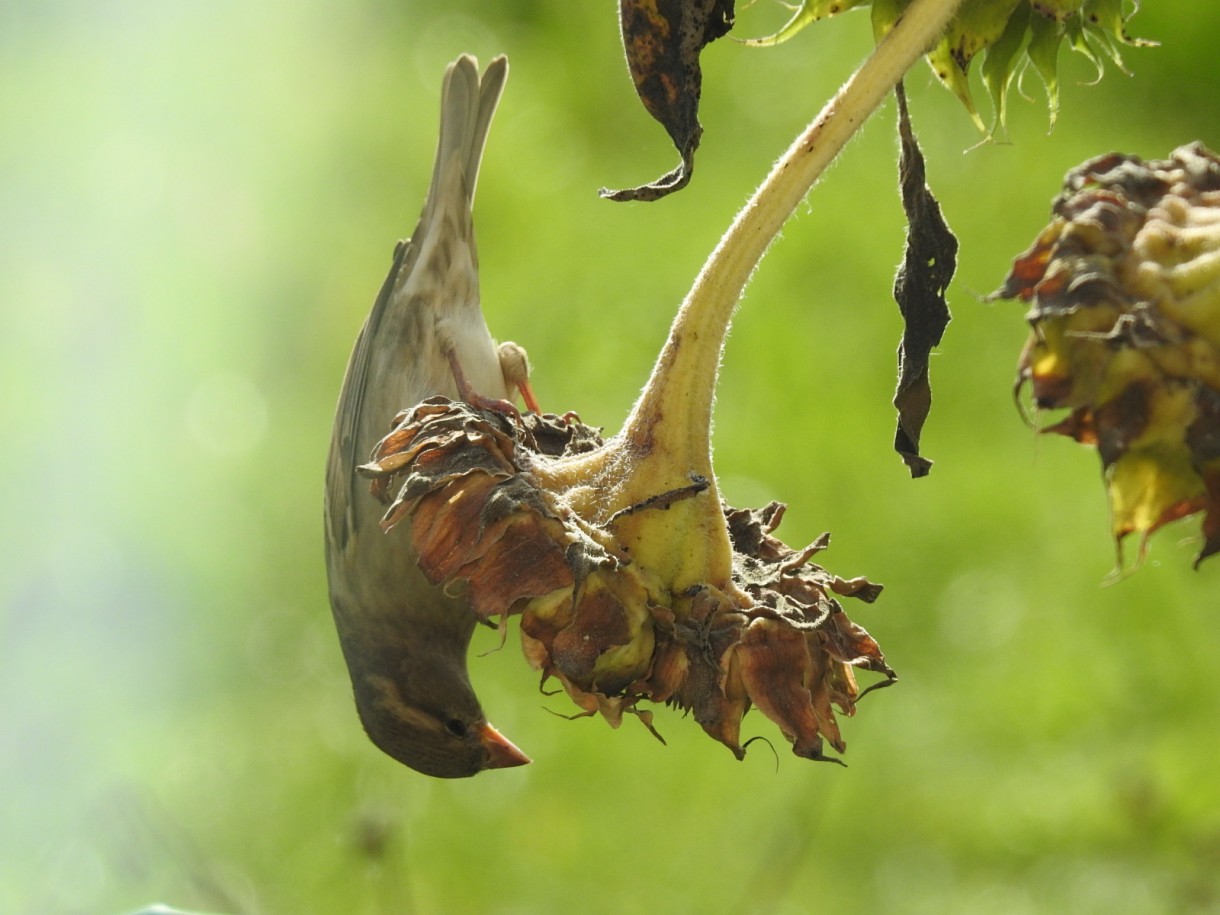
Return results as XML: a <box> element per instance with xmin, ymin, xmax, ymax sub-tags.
<box><xmin>478</xmin><ymin>722</ymin><xmax>531</xmax><ymax>769</ymax></box>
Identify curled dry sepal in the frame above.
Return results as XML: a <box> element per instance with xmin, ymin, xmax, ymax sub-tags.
<box><xmin>358</xmin><ymin>399</ymin><xmax>895</xmax><ymax>763</ymax></box>
<box><xmin>992</xmin><ymin>143</ymin><xmax>1220</xmax><ymax>568</ymax></box>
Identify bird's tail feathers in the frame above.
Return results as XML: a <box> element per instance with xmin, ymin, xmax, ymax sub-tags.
<box><xmin>427</xmin><ymin>54</ymin><xmax>508</xmax><ymax>217</ymax></box>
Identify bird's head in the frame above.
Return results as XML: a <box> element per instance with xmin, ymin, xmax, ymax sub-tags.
<box><xmin>347</xmin><ymin>640</ymin><xmax>530</xmax><ymax>779</ymax></box>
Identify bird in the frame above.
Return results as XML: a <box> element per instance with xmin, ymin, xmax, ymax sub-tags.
<box><xmin>324</xmin><ymin>54</ymin><xmax>534</xmax><ymax>778</ymax></box>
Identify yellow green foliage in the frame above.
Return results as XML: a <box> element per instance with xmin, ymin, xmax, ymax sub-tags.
<box><xmin>748</xmin><ymin>0</ymin><xmax>1154</xmax><ymax>134</ymax></box>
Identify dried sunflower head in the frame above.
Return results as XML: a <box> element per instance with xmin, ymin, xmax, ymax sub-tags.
<box><xmin>359</xmin><ymin>399</ymin><xmax>895</xmax><ymax>763</ymax></box>
<box><xmin>993</xmin><ymin>142</ymin><xmax>1220</xmax><ymax>567</ymax></box>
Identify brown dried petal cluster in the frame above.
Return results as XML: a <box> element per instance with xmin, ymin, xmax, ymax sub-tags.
<box><xmin>359</xmin><ymin>398</ymin><xmax>895</xmax><ymax>763</ymax></box>
<box><xmin>994</xmin><ymin>142</ymin><xmax>1220</xmax><ymax>566</ymax></box>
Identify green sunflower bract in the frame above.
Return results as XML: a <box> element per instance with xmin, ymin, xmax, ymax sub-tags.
<box><xmin>745</xmin><ymin>0</ymin><xmax>1155</xmax><ymax>134</ymax></box>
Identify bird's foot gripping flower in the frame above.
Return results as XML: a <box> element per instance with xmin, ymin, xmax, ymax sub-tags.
<box><xmin>993</xmin><ymin>142</ymin><xmax>1220</xmax><ymax>568</ymax></box>
<box><xmin>358</xmin><ymin>399</ymin><xmax>895</xmax><ymax>763</ymax></box>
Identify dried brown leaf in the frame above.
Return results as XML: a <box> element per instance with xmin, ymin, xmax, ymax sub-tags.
<box><xmin>602</xmin><ymin>0</ymin><xmax>735</xmax><ymax>202</ymax></box>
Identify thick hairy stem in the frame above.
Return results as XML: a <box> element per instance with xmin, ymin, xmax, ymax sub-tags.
<box><xmin>624</xmin><ymin>0</ymin><xmax>965</xmax><ymax>463</ymax></box>
<box><xmin>539</xmin><ymin>0</ymin><xmax>965</xmax><ymax>590</ymax></box>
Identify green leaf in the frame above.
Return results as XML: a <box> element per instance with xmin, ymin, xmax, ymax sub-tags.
<box><xmin>981</xmin><ymin>4</ymin><xmax>1031</xmax><ymax>135</ymax></box>
<box><xmin>926</xmin><ymin>35</ymin><xmax>986</xmax><ymax>132</ymax></box>
<box><xmin>743</xmin><ymin>0</ymin><xmax>871</xmax><ymax>47</ymax></box>
<box><xmin>870</xmin><ymin>0</ymin><xmax>908</xmax><ymax>42</ymax></box>
<box><xmin>1026</xmin><ymin>10</ymin><xmax>1064</xmax><ymax>128</ymax></box>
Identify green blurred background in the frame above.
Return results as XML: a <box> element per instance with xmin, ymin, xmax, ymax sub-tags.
<box><xmin>3</xmin><ymin>2</ymin><xmax>1218</xmax><ymax>913</ymax></box>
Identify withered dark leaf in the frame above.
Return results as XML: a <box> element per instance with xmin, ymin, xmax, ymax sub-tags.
<box><xmin>601</xmin><ymin>0</ymin><xmax>735</xmax><ymax>202</ymax></box>
<box><xmin>892</xmin><ymin>83</ymin><xmax>956</xmax><ymax>478</ymax></box>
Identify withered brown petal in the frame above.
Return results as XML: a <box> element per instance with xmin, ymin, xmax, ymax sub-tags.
<box><xmin>680</xmin><ymin>643</ymin><xmax>746</xmax><ymax>760</ymax></box>
<box><xmin>991</xmin><ymin>223</ymin><xmax>1062</xmax><ymax>301</ymax></box>
<box><xmin>462</xmin><ymin>515</ymin><xmax>575</xmax><ymax>621</ymax></box>
<box><xmin>409</xmin><ymin>476</ymin><xmax>503</xmax><ymax>583</ymax></box>
<box><xmin>821</xmin><ymin>611</ymin><xmax>895</xmax><ymax>678</ymax></box>
<box><xmin>806</xmin><ymin>650</ymin><xmax>845</xmax><ymax>755</ymax></box>
<box><xmin>828</xmin><ymin>575</ymin><xmax>884</xmax><ymax>604</ymax></box>
<box><xmin>736</xmin><ymin>618</ymin><xmax>826</xmax><ymax>759</ymax></box>
<box><xmin>643</xmin><ymin>638</ymin><xmax>688</xmax><ymax>704</ymax></box>
<box><xmin>1196</xmin><ymin>461</ymin><xmax>1220</xmax><ymax>568</ymax></box>
<box><xmin>551</xmin><ymin>583</ymin><xmax>632</xmax><ymax>684</ymax></box>
<box><xmin>1043</xmin><ymin>407</ymin><xmax>1098</xmax><ymax>446</ymax></box>
<box><xmin>1189</xmin><ymin>390</ymin><xmax>1220</xmax><ymax>566</ymax></box>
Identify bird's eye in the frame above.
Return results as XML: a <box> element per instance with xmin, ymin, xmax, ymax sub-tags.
<box><xmin>444</xmin><ymin>718</ymin><xmax>468</xmax><ymax>738</ymax></box>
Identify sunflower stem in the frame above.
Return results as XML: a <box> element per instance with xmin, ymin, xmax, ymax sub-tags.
<box><xmin>543</xmin><ymin>0</ymin><xmax>965</xmax><ymax>592</ymax></box>
<box><xmin>624</xmin><ymin>0</ymin><xmax>964</xmax><ymax>461</ymax></box>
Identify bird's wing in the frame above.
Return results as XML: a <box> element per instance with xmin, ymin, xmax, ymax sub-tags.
<box><xmin>324</xmin><ymin>235</ymin><xmax>415</xmax><ymax>552</ymax></box>
<box><xmin>324</xmin><ymin>55</ymin><xmax>509</xmax><ymax>553</ymax></box>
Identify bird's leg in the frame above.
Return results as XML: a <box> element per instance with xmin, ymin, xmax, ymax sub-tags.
<box><xmin>446</xmin><ymin>347</ymin><xmax>522</xmax><ymax>419</ymax></box>
<box><xmin>497</xmin><ymin>341</ymin><xmax>541</xmax><ymax>414</ymax></box>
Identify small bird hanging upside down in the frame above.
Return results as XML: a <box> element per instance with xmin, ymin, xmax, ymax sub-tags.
<box><xmin>324</xmin><ymin>54</ymin><xmax>535</xmax><ymax>778</ymax></box>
